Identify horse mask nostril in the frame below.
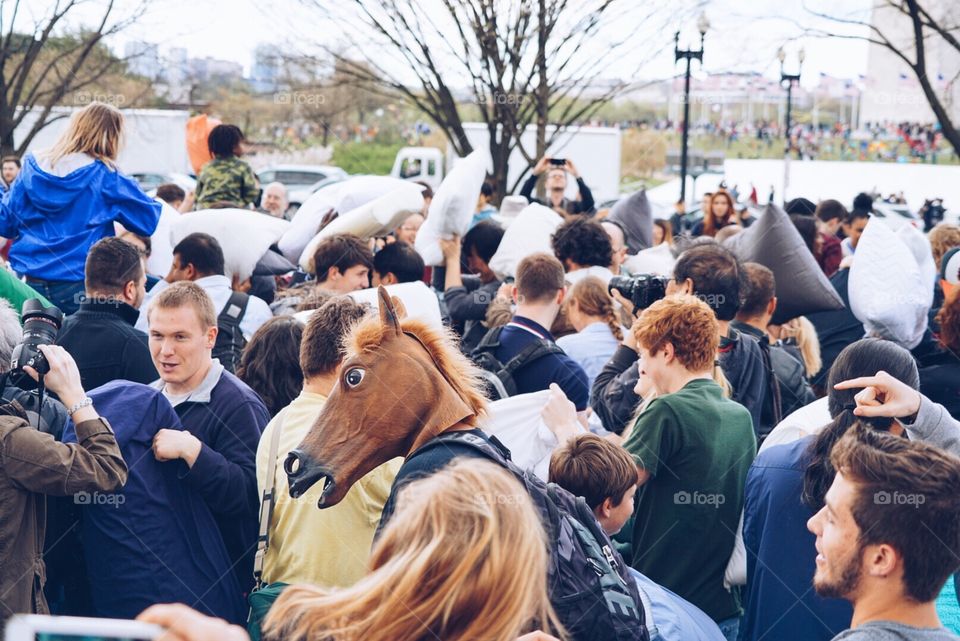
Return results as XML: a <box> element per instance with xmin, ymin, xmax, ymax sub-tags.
<box><xmin>284</xmin><ymin>450</ymin><xmax>306</xmax><ymax>477</ymax></box>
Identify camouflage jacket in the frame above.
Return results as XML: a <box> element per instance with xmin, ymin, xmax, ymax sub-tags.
<box><xmin>195</xmin><ymin>157</ymin><xmax>259</xmax><ymax>209</ymax></box>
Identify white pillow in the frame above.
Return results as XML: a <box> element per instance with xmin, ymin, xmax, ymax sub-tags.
<box><xmin>277</xmin><ymin>182</ymin><xmax>344</xmax><ymax>263</ymax></box>
<box><xmin>415</xmin><ymin>149</ymin><xmax>491</xmax><ymax>266</ymax></box>
<box><xmin>298</xmin><ymin>184</ymin><xmax>425</xmax><ymax>273</ymax></box>
<box><xmin>170</xmin><ymin>209</ymin><xmax>290</xmax><ymax>282</ymax></box>
<box><xmin>849</xmin><ymin>218</ymin><xmax>930</xmax><ymax>349</ymax></box>
<box><xmin>482</xmin><ymin>390</ymin><xmax>583</xmax><ymax>481</ymax></box>
<box><xmin>488</xmin><ymin>203</ymin><xmax>564</xmax><ymax>279</ymax></box>
<box><xmin>623</xmin><ymin>242</ymin><xmax>676</xmax><ymax>277</ymax></box>
<box><xmin>337</xmin><ymin>175</ymin><xmax>420</xmax><ymax>215</ymax></box>
<box><xmin>147</xmin><ymin>199</ymin><xmax>181</xmax><ymax>277</ymax></box>
<box><xmin>293</xmin><ymin>281</ymin><xmax>443</xmax><ymax>330</ymax></box>
<box><xmin>896</xmin><ymin>224</ymin><xmax>937</xmax><ymax>299</ymax></box>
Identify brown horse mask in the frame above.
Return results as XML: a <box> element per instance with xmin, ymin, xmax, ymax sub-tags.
<box><xmin>285</xmin><ymin>286</ymin><xmax>482</xmax><ymax>507</ymax></box>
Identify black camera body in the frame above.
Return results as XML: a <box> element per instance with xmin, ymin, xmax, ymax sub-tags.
<box><xmin>608</xmin><ymin>274</ymin><xmax>669</xmax><ymax>312</ymax></box>
<box><xmin>10</xmin><ymin>299</ymin><xmax>63</xmax><ymax>376</ymax></box>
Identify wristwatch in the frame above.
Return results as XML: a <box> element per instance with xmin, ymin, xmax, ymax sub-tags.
<box><xmin>67</xmin><ymin>397</ymin><xmax>94</xmax><ymax>416</ymax></box>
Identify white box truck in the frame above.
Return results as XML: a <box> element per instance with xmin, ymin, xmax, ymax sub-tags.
<box><xmin>391</xmin><ymin>122</ymin><xmax>622</xmax><ymax>202</ymax></box>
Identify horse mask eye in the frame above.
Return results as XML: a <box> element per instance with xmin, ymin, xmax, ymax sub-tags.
<box><xmin>345</xmin><ymin>368</ymin><xmax>365</xmax><ymax>388</ymax></box>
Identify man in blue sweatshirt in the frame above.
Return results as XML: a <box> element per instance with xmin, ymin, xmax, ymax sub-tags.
<box><xmin>145</xmin><ymin>281</ymin><xmax>269</xmax><ymax>594</ymax></box>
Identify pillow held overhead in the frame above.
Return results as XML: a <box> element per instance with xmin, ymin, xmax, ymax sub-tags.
<box><xmin>606</xmin><ymin>189</ymin><xmax>654</xmax><ymax>253</ymax></box>
<box><xmin>489</xmin><ymin>203</ymin><xmax>565</xmax><ymax>280</ymax></box>
<box><xmin>849</xmin><ymin>218</ymin><xmax>930</xmax><ymax>349</ymax></box>
<box><xmin>170</xmin><ymin>209</ymin><xmax>290</xmax><ymax>282</ymax></box>
<box><xmin>298</xmin><ymin>183</ymin><xmax>425</xmax><ymax>273</ymax></box>
<box><xmin>416</xmin><ymin>149</ymin><xmax>491</xmax><ymax>266</ymax></box>
<box><xmin>723</xmin><ymin>203</ymin><xmax>843</xmax><ymax>324</ymax></box>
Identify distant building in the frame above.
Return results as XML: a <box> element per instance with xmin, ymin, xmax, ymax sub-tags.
<box><xmin>124</xmin><ymin>41</ymin><xmax>161</xmax><ymax>80</ymax></box>
<box><xmin>251</xmin><ymin>44</ymin><xmax>282</xmax><ymax>93</ymax></box>
<box><xmin>859</xmin><ymin>0</ymin><xmax>960</xmax><ymax>125</ymax></box>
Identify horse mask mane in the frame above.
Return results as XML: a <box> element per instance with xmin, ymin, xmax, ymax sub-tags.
<box><xmin>285</xmin><ymin>286</ymin><xmax>487</xmax><ymax>507</ymax></box>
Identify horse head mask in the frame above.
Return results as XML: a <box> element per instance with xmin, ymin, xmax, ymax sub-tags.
<box><xmin>285</xmin><ymin>286</ymin><xmax>487</xmax><ymax>507</ymax></box>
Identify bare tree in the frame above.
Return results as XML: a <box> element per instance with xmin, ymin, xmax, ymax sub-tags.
<box><xmin>297</xmin><ymin>0</ymin><xmax>680</xmax><ymax>198</ymax></box>
<box><xmin>804</xmin><ymin>0</ymin><xmax>960</xmax><ymax>155</ymax></box>
<box><xmin>0</xmin><ymin>0</ymin><xmax>148</xmax><ymax>156</ymax></box>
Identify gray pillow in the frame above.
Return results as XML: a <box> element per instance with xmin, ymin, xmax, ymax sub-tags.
<box><xmin>724</xmin><ymin>203</ymin><xmax>844</xmax><ymax>324</ymax></box>
<box><xmin>607</xmin><ymin>189</ymin><xmax>653</xmax><ymax>253</ymax></box>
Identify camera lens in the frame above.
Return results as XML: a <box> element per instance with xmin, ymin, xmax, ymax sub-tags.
<box><xmin>10</xmin><ymin>299</ymin><xmax>63</xmax><ymax>375</ymax></box>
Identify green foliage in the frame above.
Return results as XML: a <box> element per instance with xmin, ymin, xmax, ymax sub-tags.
<box><xmin>331</xmin><ymin>141</ymin><xmax>404</xmax><ymax>175</ymax></box>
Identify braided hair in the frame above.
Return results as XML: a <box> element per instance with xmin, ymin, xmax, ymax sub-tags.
<box><xmin>566</xmin><ymin>276</ymin><xmax>623</xmax><ymax>341</ymax></box>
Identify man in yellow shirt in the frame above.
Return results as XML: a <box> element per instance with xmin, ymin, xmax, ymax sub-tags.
<box><xmin>256</xmin><ymin>297</ymin><xmax>401</xmax><ymax>587</ymax></box>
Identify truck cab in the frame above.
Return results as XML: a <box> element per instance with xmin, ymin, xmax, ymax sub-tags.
<box><xmin>391</xmin><ymin>147</ymin><xmax>444</xmax><ymax>191</ymax></box>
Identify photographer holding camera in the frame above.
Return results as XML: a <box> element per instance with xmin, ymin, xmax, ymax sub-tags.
<box><xmin>519</xmin><ymin>156</ymin><xmax>595</xmax><ymax>216</ymax></box>
<box><xmin>0</xmin><ymin>335</ymin><xmax>127</xmax><ymax>627</ymax></box>
<box><xmin>0</xmin><ymin>300</ymin><xmax>69</xmax><ymax>438</ymax></box>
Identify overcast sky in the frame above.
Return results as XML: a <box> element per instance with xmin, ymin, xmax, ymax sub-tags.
<box><xmin>28</xmin><ymin>0</ymin><xmax>873</xmax><ymax>87</ymax></box>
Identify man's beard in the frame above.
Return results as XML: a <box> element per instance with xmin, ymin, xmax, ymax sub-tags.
<box><xmin>814</xmin><ymin>545</ymin><xmax>863</xmax><ymax>599</ymax></box>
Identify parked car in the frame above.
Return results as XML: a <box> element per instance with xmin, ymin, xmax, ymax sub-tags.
<box><xmin>870</xmin><ymin>202</ymin><xmax>921</xmax><ymax>230</ymax></box>
<box><xmin>134</xmin><ymin>172</ymin><xmax>196</xmax><ymax>195</ymax></box>
<box><xmin>257</xmin><ymin>165</ymin><xmax>347</xmax><ymax>205</ymax></box>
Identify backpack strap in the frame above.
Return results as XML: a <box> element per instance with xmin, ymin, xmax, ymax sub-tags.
<box><xmin>253</xmin><ymin>409</ymin><xmax>287</xmax><ymax>589</ymax></box>
<box><xmin>409</xmin><ymin>429</ymin><xmax>513</xmax><ymax>466</ymax></box>
<box><xmin>219</xmin><ymin>290</ymin><xmax>250</xmax><ymax>329</ymax></box>
<box><xmin>471</xmin><ymin>326</ymin><xmax>565</xmax><ymax>398</ymax></box>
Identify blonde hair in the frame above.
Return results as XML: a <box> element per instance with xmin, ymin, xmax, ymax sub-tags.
<box><xmin>929</xmin><ymin>223</ymin><xmax>960</xmax><ymax>271</ymax></box>
<box><xmin>790</xmin><ymin>316</ymin><xmax>822</xmax><ymax>378</ymax></box>
<box><xmin>44</xmin><ymin>102</ymin><xmax>125</xmax><ymax>169</ymax></box>
<box><xmin>148</xmin><ymin>281</ymin><xmax>216</xmax><ymax>329</ymax></box>
<box><xmin>565</xmin><ymin>276</ymin><xmax>623</xmax><ymax>341</ymax></box>
<box><xmin>264</xmin><ymin>459</ymin><xmax>564</xmax><ymax>641</ymax></box>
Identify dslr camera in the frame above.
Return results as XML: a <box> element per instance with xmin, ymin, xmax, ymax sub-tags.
<box><xmin>608</xmin><ymin>274</ymin><xmax>669</xmax><ymax>313</ymax></box>
<box><xmin>10</xmin><ymin>299</ymin><xmax>63</xmax><ymax>377</ymax></box>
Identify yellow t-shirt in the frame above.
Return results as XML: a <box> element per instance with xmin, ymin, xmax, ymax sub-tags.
<box><xmin>255</xmin><ymin>391</ymin><xmax>401</xmax><ymax>587</ymax></box>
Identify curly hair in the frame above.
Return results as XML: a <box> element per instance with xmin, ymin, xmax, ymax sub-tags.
<box><xmin>634</xmin><ymin>294</ymin><xmax>719</xmax><ymax>372</ymax></box>
<box><xmin>551</xmin><ymin>217</ymin><xmax>613</xmax><ymax>270</ymax></box>
<box><xmin>237</xmin><ymin>316</ymin><xmax>305</xmax><ymax>416</ymax></box>
<box><xmin>929</xmin><ymin>223</ymin><xmax>960</xmax><ymax>271</ymax></box>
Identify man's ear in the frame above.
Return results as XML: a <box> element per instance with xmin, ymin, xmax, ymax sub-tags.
<box><xmin>206</xmin><ymin>325</ymin><xmax>218</xmax><ymax>349</ymax></box>
<box><xmin>662</xmin><ymin>341</ymin><xmax>676</xmax><ymax>364</ymax></box>
<box><xmin>680</xmin><ymin>277</ymin><xmax>694</xmax><ymax>295</ymax></box>
<box><xmin>184</xmin><ymin>263</ymin><xmax>198</xmax><ymax>281</ymax></box>
<box><xmin>325</xmin><ymin>266</ymin><xmax>342</xmax><ymax>283</ymax></box>
<box><xmin>511</xmin><ymin>285</ymin><xmax>520</xmax><ymax>304</ymax></box>
<box><xmin>598</xmin><ymin>497</ymin><xmax>614</xmax><ymax>519</ymax></box>
<box><xmin>383</xmin><ymin>273</ymin><xmax>399</xmax><ymax>286</ymax></box>
<box><xmin>865</xmin><ymin>542</ymin><xmax>900</xmax><ymax>579</ymax></box>
<box><xmin>123</xmin><ymin>280</ymin><xmax>137</xmax><ymax>303</ymax></box>
<box><xmin>556</xmin><ymin>286</ymin><xmax>567</xmax><ymax>306</ymax></box>
<box><xmin>766</xmin><ymin>296</ymin><xmax>778</xmax><ymax>318</ymax></box>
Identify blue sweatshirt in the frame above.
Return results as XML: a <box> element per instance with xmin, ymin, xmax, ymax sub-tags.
<box><xmin>63</xmin><ymin>382</ymin><xmax>246</xmax><ymax>624</ymax></box>
<box><xmin>0</xmin><ymin>154</ymin><xmax>160</xmax><ymax>281</ymax></box>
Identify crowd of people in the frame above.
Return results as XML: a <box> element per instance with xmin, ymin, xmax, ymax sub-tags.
<box><xmin>0</xmin><ymin>101</ymin><xmax>957</xmax><ymax>641</ymax></box>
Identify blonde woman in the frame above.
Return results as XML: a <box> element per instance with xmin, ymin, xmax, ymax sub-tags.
<box><xmin>263</xmin><ymin>458</ymin><xmax>565</xmax><ymax>641</ymax></box>
<box><xmin>0</xmin><ymin>102</ymin><xmax>159</xmax><ymax>314</ymax></box>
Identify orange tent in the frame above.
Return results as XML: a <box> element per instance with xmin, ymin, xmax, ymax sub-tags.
<box><xmin>186</xmin><ymin>114</ymin><xmax>221</xmax><ymax>175</ymax></box>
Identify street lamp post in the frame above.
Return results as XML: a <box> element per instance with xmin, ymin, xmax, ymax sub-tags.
<box><xmin>676</xmin><ymin>12</ymin><xmax>709</xmax><ymax>206</ymax></box>
<box><xmin>779</xmin><ymin>46</ymin><xmax>804</xmax><ymax>203</ymax></box>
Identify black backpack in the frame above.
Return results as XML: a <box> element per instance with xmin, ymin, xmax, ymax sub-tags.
<box><xmin>470</xmin><ymin>325</ymin><xmax>565</xmax><ymax>400</ymax></box>
<box><xmin>410</xmin><ymin>431</ymin><xmax>648</xmax><ymax>641</ymax></box>
<box><xmin>213</xmin><ymin>291</ymin><xmax>249</xmax><ymax>374</ymax></box>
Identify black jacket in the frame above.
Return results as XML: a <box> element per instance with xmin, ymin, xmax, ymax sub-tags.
<box><xmin>591</xmin><ymin>328</ymin><xmax>767</xmax><ymax>435</ymax></box>
<box><xmin>57</xmin><ymin>299</ymin><xmax>157</xmax><ymax>392</ymax></box>
<box><xmin>731</xmin><ymin>320</ymin><xmax>817</xmax><ymax>440</ymax></box>
<box><xmin>444</xmin><ymin>274</ymin><xmax>501</xmax><ymax>353</ymax></box>
<box><xmin>519</xmin><ymin>174</ymin><xmax>595</xmax><ymax>215</ymax></box>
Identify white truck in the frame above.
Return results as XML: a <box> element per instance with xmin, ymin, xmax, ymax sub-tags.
<box><xmin>391</xmin><ymin>122</ymin><xmax>622</xmax><ymax>202</ymax></box>
<box><xmin>14</xmin><ymin>106</ymin><xmax>191</xmax><ymax>176</ymax></box>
